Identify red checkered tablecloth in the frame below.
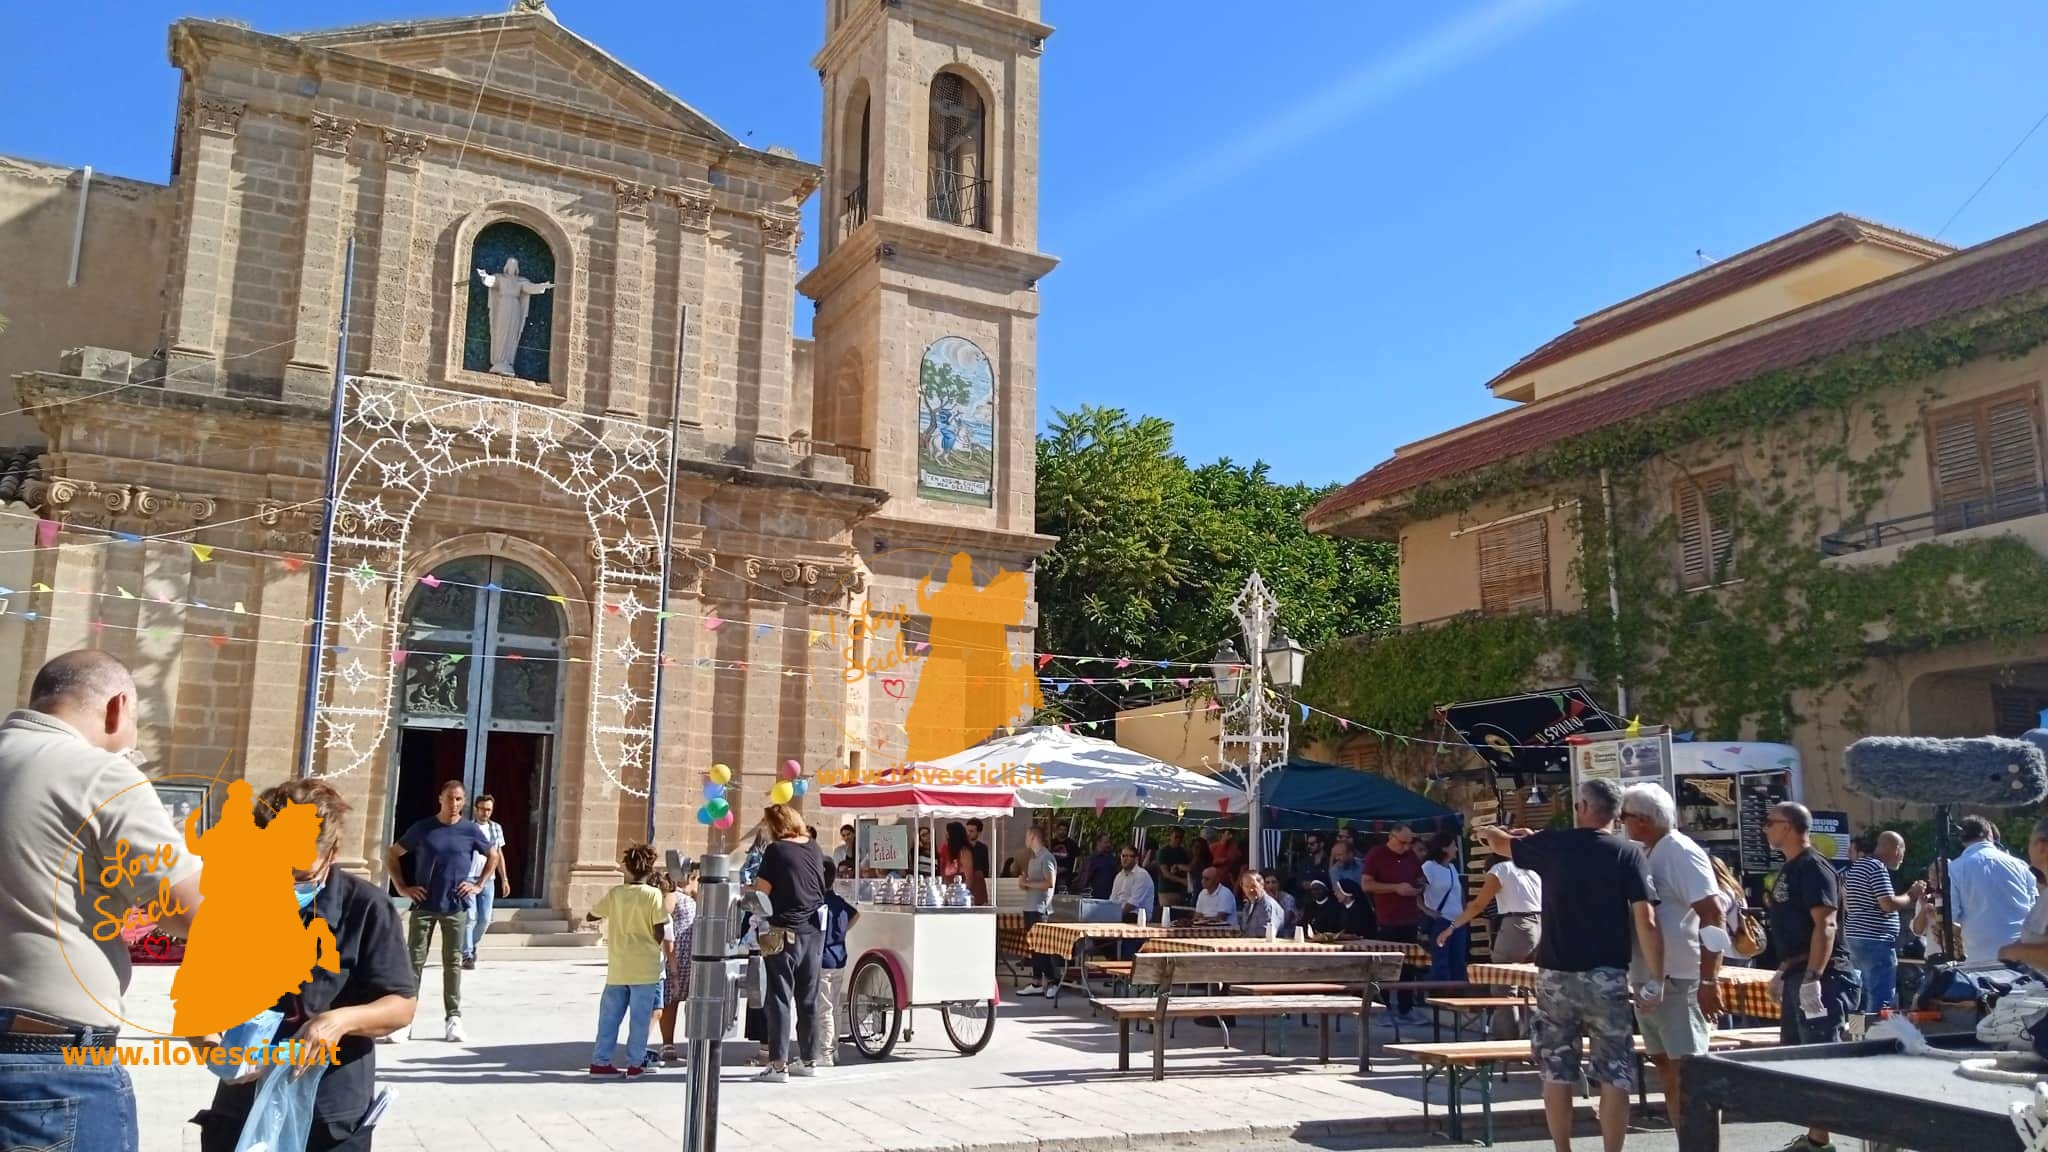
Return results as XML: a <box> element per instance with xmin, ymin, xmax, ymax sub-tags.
<box><xmin>1023</xmin><ymin>921</ymin><xmax>1236</xmax><ymax>957</ymax></box>
<box><xmin>1140</xmin><ymin>936</ymin><xmax>1428</xmax><ymax>964</ymax></box>
<box><xmin>1469</xmin><ymin>961</ymin><xmax>1779</xmax><ymax>1019</ymax></box>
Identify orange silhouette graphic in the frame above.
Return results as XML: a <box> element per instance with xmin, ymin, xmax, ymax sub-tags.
<box><xmin>903</xmin><ymin>553</ymin><xmax>1042</xmax><ymax>762</ymax></box>
<box><xmin>170</xmin><ymin>779</ymin><xmax>337</xmax><ymax>1037</ymax></box>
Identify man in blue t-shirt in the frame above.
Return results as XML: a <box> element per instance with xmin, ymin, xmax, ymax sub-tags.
<box><xmin>386</xmin><ymin>779</ymin><xmax>499</xmax><ymax>1042</ymax></box>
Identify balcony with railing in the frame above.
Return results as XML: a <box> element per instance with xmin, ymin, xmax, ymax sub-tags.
<box><xmin>927</xmin><ymin>167</ymin><xmax>989</xmax><ymax>231</ymax></box>
<box><xmin>839</xmin><ymin>182</ymin><xmax>868</xmax><ymax>242</ymax></box>
<box><xmin>790</xmin><ymin>435</ymin><xmax>872</xmax><ymax>486</ymax></box>
<box><xmin>1820</xmin><ymin>486</ymin><xmax>2048</xmax><ymax>558</ymax></box>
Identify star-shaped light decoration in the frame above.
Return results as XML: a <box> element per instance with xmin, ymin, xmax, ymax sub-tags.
<box><xmin>423</xmin><ymin>426</ymin><xmax>457</xmax><ymax>457</ymax></box>
<box><xmin>528</xmin><ymin>421</ymin><xmax>560</xmax><ymax>460</ymax></box>
<box><xmin>567</xmin><ymin>449</ymin><xmax>596</xmax><ymax>477</ymax></box>
<box><xmin>615</xmin><ymin>595</ymin><xmax>647</xmax><ymax>622</ymax></box>
<box><xmin>321</xmin><ymin>717</ymin><xmax>357</xmax><ymax>751</ymax></box>
<box><xmin>612</xmin><ymin>636</ymin><xmax>644</xmax><ymax>664</ymax></box>
<box><xmin>338</xmin><ymin>658</ymin><xmax>372</xmax><ymax>692</ymax></box>
<box><xmin>341</xmin><ymin>608</ymin><xmax>377</xmax><ymax>643</ymax></box>
<box><xmin>377</xmin><ymin>460</ymin><xmax>416</xmax><ymax>491</ymax></box>
<box><xmin>608</xmin><ymin>686</ymin><xmax>645</xmax><ymax>715</ymax></box>
<box><xmin>347</xmin><ymin>561</ymin><xmax>381</xmax><ymax>592</ymax></box>
<box><xmin>468</xmin><ymin>413</ymin><xmax>497</xmax><ymax>447</ymax></box>
<box><xmin>618</xmin><ymin>737</ymin><xmax>651</xmax><ymax>772</ymax></box>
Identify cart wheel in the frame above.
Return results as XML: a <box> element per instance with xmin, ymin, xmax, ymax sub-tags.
<box><xmin>941</xmin><ymin>999</ymin><xmax>997</xmax><ymax>1055</ymax></box>
<box><xmin>850</xmin><ymin>957</ymin><xmax>900</xmax><ymax>1060</ymax></box>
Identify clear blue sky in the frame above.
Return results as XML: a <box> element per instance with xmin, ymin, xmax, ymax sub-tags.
<box><xmin>6</xmin><ymin>0</ymin><xmax>2046</xmax><ymax>487</ymax></box>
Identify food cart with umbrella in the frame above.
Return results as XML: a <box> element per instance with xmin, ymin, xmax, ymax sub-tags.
<box><xmin>819</xmin><ymin>778</ymin><xmax>1014</xmax><ymax>1058</ymax></box>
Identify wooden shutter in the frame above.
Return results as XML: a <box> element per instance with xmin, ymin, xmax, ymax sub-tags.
<box><xmin>1478</xmin><ymin>517</ymin><xmax>1549</xmax><ymax>614</ymax></box>
<box><xmin>1676</xmin><ymin>471</ymin><xmax>1736</xmax><ymax>588</ymax></box>
<box><xmin>1928</xmin><ymin>388</ymin><xmax>2044</xmax><ymax>531</ymax></box>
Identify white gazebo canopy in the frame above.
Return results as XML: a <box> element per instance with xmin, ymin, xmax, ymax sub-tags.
<box><xmin>922</xmin><ymin>726</ymin><xmax>1248</xmax><ymax>812</ymax></box>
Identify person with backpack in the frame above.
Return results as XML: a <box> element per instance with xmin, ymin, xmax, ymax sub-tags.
<box><xmin>814</xmin><ymin>861</ymin><xmax>859</xmax><ymax>1066</ymax></box>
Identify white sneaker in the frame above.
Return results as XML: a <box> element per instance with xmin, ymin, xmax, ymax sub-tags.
<box><xmin>788</xmin><ymin>1060</ymin><xmax>816</xmax><ymax>1078</ymax></box>
<box><xmin>444</xmin><ymin>1016</ymin><xmax>466</xmax><ymax>1043</ymax></box>
<box><xmin>1018</xmin><ymin>983</ymin><xmax>1043</xmax><ymax>996</ymax></box>
<box><xmin>753</xmin><ymin>1066</ymin><xmax>787</xmax><ymax>1084</ymax></box>
<box><xmin>1042</xmin><ymin>986</ymin><xmax>1059</xmax><ymax>998</ymax></box>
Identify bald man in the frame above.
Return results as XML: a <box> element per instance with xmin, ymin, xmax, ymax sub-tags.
<box><xmin>0</xmin><ymin>650</ymin><xmax>204</xmax><ymax>1152</ymax></box>
<box><xmin>1843</xmin><ymin>829</ymin><xmax>1922</xmax><ymax>1012</ymax></box>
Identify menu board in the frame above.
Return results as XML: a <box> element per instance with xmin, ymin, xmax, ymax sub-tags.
<box><xmin>1737</xmin><ymin>770</ymin><xmax>1792</xmax><ymax>875</ymax></box>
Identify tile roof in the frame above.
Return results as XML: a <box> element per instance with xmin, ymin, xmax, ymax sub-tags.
<box><xmin>1309</xmin><ymin>218</ymin><xmax>2048</xmax><ymax>532</ymax></box>
<box><xmin>1484</xmin><ymin>215</ymin><xmax>1951</xmax><ymax>393</ymax></box>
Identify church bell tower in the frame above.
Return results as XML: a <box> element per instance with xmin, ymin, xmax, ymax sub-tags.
<box><xmin>801</xmin><ymin>0</ymin><xmax>1059</xmax><ymax>768</ymax></box>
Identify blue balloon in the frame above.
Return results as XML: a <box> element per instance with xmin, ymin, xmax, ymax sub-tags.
<box><xmin>696</xmin><ymin>806</ymin><xmax>714</xmax><ymax>825</ymax></box>
<box><xmin>792</xmin><ymin>779</ymin><xmax>809</xmax><ymax>797</ymax></box>
<box><xmin>704</xmin><ymin>782</ymin><xmax>725</xmax><ymax>800</ymax></box>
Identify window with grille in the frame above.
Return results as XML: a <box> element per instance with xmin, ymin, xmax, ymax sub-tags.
<box><xmin>1675</xmin><ymin>470</ymin><xmax>1737</xmax><ymax>589</ymax></box>
<box><xmin>1477</xmin><ymin>517</ymin><xmax>1549</xmax><ymax>615</ymax></box>
<box><xmin>1991</xmin><ymin>685</ymin><xmax>2048</xmax><ymax>738</ymax></box>
<box><xmin>1925</xmin><ymin>387</ymin><xmax>2046</xmax><ymax>533</ymax></box>
<box><xmin>927</xmin><ymin>70</ymin><xmax>988</xmax><ymax>230</ymax></box>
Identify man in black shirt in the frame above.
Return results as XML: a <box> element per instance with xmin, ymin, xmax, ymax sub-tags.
<box><xmin>1083</xmin><ymin>837</ymin><xmax>1119</xmax><ymax>901</ymax></box>
<box><xmin>1765</xmin><ymin>802</ymin><xmax>1862</xmax><ymax>1152</ymax></box>
<box><xmin>1479</xmin><ymin>778</ymin><xmax>1660</xmax><ymax>1152</ymax></box>
<box><xmin>1153</xmin><ymin>829</ymin><xmax>1192</xmax><ymax>908</ymax></box>
<box><xmin>195</xmin><ymin>779</ymin><xmax>416</xmax><ymax>1151</ymax></box>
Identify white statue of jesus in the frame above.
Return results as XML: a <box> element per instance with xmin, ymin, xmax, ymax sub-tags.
<box><xmin>475</xmin><ymin>257</ymin><xmax>553</xmax><ymax>376</ymax></box>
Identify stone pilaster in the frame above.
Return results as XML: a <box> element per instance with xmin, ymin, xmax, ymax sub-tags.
<box><xmin>243</xmin><ymin>560</ymin><xmax>312</xmax><ymax>793</ymax></box>
<box><xmin>285</xmin><ymin>114</ymin><xmax>358</xmax><ymax>402</ymax></box>
<box><xmin>668</xmin><ymin>191</ymin><xmax>714</xmax><ymax>437</ymax></box>
<box><xmin>165</xmin><ymin>97</ymin><xmax>244</xmax><ymax>395</ymax></box>
<box><xmin>606</xmin><ymin>181</ymin><xmax>655</xmax><ymax>419</ymax></box>
<box><xmin>750</xmin><ymin>212</ymin><xmax>800</xmax><ymax>468</ymax></box>
<box><xmin>366</xmin><ymin>130</ymin><xmax>426</xmax><ymax>380</ymax></box>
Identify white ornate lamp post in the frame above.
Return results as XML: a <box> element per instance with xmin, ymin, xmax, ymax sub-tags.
<box><xmin>1212</xmin><ymin>571</ymin><xmax>1306</xmax><ymax>869</ymax></box>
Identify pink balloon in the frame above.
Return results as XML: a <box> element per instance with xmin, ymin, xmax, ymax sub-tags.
<box><xmin>713</xmin><ymin>812</ymin><xmax>735</xmax><ymax>830</ymax></box>
<box><xmin>779</xmin><ymin>759</ymin><xmax>803</xmax><ymax>781</ymax></box>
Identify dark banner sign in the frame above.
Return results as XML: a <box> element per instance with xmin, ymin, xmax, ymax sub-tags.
<box><xmin>1444</xmin><ymin>685</ymin><xmax>1617</xmax><ymax>775</ymax></box>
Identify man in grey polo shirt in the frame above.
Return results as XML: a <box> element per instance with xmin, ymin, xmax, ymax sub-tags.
<box><xmin>1620</xmin><ymin>781</ymin><xmax>1727</xmax><ymax>1129</ymax></box>
<box><xmin>0</xmin><ymin>651</ymin><xmax>205</xmax><ymax>1152</ymax></box>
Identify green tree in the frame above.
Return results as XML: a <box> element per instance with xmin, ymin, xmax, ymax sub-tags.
<box><xmin>1034</xmin><ymin>405</ymin><xmax>1397</xmax><ymax>721</ymax></box>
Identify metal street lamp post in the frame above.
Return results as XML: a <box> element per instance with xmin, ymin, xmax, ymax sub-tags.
<box><xmin>1213</xmin><ymin>571</ymin><xmax>1304</xmax><ymax>870</ymax></box>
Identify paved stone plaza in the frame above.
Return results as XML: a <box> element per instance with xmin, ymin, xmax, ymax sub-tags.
<box><xmin>126</xmin><ymin>957</ymin><xmax>1623</xmax><ymax>1152</ymax></box>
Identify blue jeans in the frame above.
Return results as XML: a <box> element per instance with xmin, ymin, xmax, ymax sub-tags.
<box><xmin>465</xmin><ymin>885</ymin><xmax>495</xmax><ymax>958</ymax></box>
<box><xmin>0</xmin><ymin>1040</ymin><xmax>138</xmax><ymax>1152</ymax></box>
<box><xmin>1779</xmin><ymin>968</ymin><xmax>1863</xmax><ymax>1045</ymax></box>
<box><xmin>593</xmin><ymin>983</ymin><xmax>659</xmax><ymax>1069</ymax></box>
<box><xmin>1423</xmin><ymin>915</ymin><xmax>1469</xmax><ymax>983</ymax></box>
<box><xmin>1847</xmin><ymin>937</ymin><xmax>1898</xmax><ymax>1012</ymax></box>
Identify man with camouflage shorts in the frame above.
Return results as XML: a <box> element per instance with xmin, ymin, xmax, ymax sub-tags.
<box><xmin>1480</xmin><ymin>778</ymin><xmax>1661</xmax><ymax>1152</ymax></box>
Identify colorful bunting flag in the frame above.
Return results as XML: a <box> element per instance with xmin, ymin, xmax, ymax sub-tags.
<box><xmin>391</xmin><ymin>647</ymin><xmax>408</xmax><ymax>665</ymax></box>
<box><xmin>35</xmin><ymin>519</ymin><xmax>58</xmax><ymax>548</ymax></box>
<box><xmin>232</xmin><ymin>602</ymin><xmax>246</xmax><ymax>614</ymax></box>
<box><xmin>546</xmin><ymin>594</ymin><xmax>566</xmax><ymax>604</ymax></box>
<box><xmin>117</xmin><ymin>587</ymin><xmax>134</xmax><ymax>600</ymax></box>
<box><xmin>1626</xmin><ymin>716</ymin><xmax>1642</xmax><ymax>737</ymax></box>
<box><xmin>1036</xmin><ymin>653</ymin><xmax>1055</xmax><ymax>670</ymax></box>
<box><xmin>1175</xmin><ymin>677</ymin><xmax>1190</xmax><ymax>691</ymax></box>
<box><xmin>113</xmin><ymin>531</ymin><xmax>142</xmax><ymax>544</ymax></box>
<box><xmin>1338</xmin><ymin>718</ymin><xmax>1351</xmax><ymax>731</ymax></box>
<box><xmin>756</xmin><ymin>623</ymin><xmax>772</xmax><ymax>638</ymax></box>
<box><xmin>282</xmin><ymin>556</ymin><xmax>305</xmax><ymax>572</ymax></box>
<box><xmin>1298</xmin><ymin>702</ymin><xmax>1309</xmax><ymax>723</ymax></box>
<box><xmin>32</xmin><ymin>583</ymin><xmax>50</xmax><ymax>593</ymax></box>
<box><xmin>1115</xmin><ymin>657</ymin><xmax>1131</xmax><ymax>670</ymax></box>
<box><xmin>189</xmin><ymin>544</ymin><xmax>213</xmax><ymax>563</ymax></box>
<box><xmin>420</xmin><ymin>573</ymin><xmax>441</xmax><ymax>588</ymax></box>
<box><xmin>705</xmin><ymin>615</ymin><xmax>724</xmax><ymax>631</ymax></box>
<box><xmin>208</xmin><ymin>634</ymin><xmax>228</xmax><ymax>648</ymax></box>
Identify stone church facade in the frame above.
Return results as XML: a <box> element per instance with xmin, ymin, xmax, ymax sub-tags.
<box><xmin>0</xmin><ymin>0</ymin><xmax>1055</xmax><ymax>920</ymax></box>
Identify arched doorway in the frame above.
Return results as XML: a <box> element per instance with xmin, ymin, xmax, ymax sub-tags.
<box><xmin>389</xmin><ymin>557</ymin><xmax>565</xmax><ymax>904</ymax></box>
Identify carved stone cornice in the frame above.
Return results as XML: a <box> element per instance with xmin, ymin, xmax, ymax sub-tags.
<box><xmin>310</xmin><ymin>114</ymin><xmax>358</xmax><ymax>155</ymax></box>
<box><xmin>756</xmin><ymin>211</ymin><xmax>800</xmax><ymax>254</ymax></box>
<box><xmin>382</xmin><ymin>129</ymin><xmax>429</xmax><ymax>169</ymax></box>
<box><xmin>670</xmin><ymin>191</ymin><xmax>715</xmax><ymax>234</ymax></box>
<box><xmin>44</xmin><ymin>478</ymin><xmax>218</xmax><ymax>533</ymax></box>
<box><xmin>258</xmin><ymin>500</ymin><xmax>319</xmax><ymax>554</ymax></box>
<box><xmin>195</xmin><ymin>98</ymin><xmax>245</xmax><ymax>136</ymax></box>
<box><xmin>615</xmin><ymin>181</ymin><xmax>655</xmax><ymax>220</ymax></box>
<box><xmin>739</xmin><ymin>554</ymin><xmax>862</xmax><ymax>603</ymax></box>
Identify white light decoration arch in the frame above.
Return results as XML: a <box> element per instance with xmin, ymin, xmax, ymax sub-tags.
<box><xmin>311</xmin><ymin>377</ymin><xmax>671</xmax><ymax>796</ymax></box>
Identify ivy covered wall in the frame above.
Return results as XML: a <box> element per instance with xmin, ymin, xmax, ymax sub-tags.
<box><xmin>1304</xmin><ymin>297</ymin><xmax>2048</xmax><ymax>785</ymax></box>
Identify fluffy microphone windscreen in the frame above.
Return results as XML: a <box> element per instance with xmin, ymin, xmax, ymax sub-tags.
<box><xmin>1844</xmin><ymin>735</ymin><xmax>2048</xmax><ymax>807</ymax></box>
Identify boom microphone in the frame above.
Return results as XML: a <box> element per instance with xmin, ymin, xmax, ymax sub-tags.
<box><xmin>1844</xmin><ymin>735</ymin><xmax>2048</xmax><ymax>808</ymax></box>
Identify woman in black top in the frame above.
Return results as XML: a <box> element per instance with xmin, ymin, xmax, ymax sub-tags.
<box><xmin>193</xmin><ymin>779</ymin><xmax>417</xmax><ymax>1151</ymax></box>
<box><xmin>750</xmin><ymin>803</ymin><xmax>827</xmax><ymax>1080</ymax></box>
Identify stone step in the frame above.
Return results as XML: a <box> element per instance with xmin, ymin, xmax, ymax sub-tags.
<box><xmin>475</xmin><ymin>930</ymin><xmax>598</xmax><ymax>949</ymax></box>
<box><xmin>486</xmin><ymin>918</ymin><xmax>571</xmax><ymax>934</ymax></box>
<box><xmin>491</xmin><ymin>905</ymin><xmax>572</xmax><ymax>923</ymax></box>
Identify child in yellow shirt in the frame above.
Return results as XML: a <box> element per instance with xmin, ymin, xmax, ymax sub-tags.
<box><xmin>585</xmin><ymin>843</ymin><xmax>670</xmax><ymax>1076</ymax></box>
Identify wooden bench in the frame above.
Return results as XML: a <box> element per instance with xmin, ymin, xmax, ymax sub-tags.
<box><xmin>1709</xmin><ymin>1027</ymin><xmax>1782</xmax><ymax>1049</ymax></box>
<box><xmin>1387</xmin><ymin>1035</ymin><xmax>1743</xmax><ymax>1147</ymax></box>
<box><xmin>1424</xmin><ymin>994</ymin><xmax>1531</xmax><ymax>1042</ymax></box>
<box><xmin>1094</xmin><ymin>950</ymin><xmax>1402</xmax><ymax>1080</ymax></box>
